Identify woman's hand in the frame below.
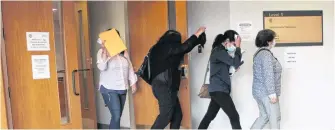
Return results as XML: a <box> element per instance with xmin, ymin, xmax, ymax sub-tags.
<box><xmin>270</xmin><ymin>97</ymin><xmax>278</xmax><ymax>104</ymax></box>
<box><xmin>195</xmin><ymin>26</ymin><xmax>206</xmax><ymax>37</ymax></box>
<box><xmin>131</xmin><ymin>84</ymin><xmax>137</xmax><ymax>94</ymax></box>
<box><xmin>269</xmin><ymin>94</ymin><xmax>278</xmax><ymax>104</ymax></box>
<box><xmin>235</xmin><ymin>36</ymin><xmax>241</xmax><ymax>47</ymax></box>
<box><xmin>101</xmin><ymin>48</ymin><xmax>110</xmax><ymax>60</ymax></box>
<box><xmin>236</xmin><ymin>67</ymin><xmax>240</xmax><ymax>72</ymax></box>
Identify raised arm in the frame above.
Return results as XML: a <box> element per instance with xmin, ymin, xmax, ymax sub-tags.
<box><xmin>96</xmin><ymin>49</ymin><xmax>110</xmax><ymax>71</ymax></box>
<box><xmin>169</xmin><ymin>27</ymin><xmax>206</xmax><ymax>56</ymax></box>
<box><xmin>215</xmin><ymin>47</ymin><xmax>242</xmax><ymax>69</ymax></box>
<box><xmin>168</xmin><ymin>35</ymin><xmax>199</xmax><ymax>55</ymax></box>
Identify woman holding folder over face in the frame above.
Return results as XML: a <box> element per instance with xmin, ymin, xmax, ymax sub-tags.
<box><xmin>96</xmin><ymin>29</ymin><xmax>137</xmax><ymax>129</ymax></box>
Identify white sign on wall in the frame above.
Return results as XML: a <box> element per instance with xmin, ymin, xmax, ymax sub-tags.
<box><xmin>31</xmin><ymin>55</ymin><xmax>50</xmax><ymax>79</ymax></box>
<box><xmin>26</xmin><ymin>32</ymin><xmax>50</xmax><ymax>51</ymax></box>
<box><xmin>284</xmin><ymin>48</ymin><xmax>298</xmax><ymax>69</ymax></box>
<box><xmin>236</xmin><ymin>21</ymin><xmax>253</xmax><ymax>41</ymax></box>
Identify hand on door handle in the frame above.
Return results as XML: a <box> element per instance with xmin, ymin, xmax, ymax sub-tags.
<box><xmin>72</xmin><ymin>69</ymin><xmax>91</xmax><ymax>96</ymax></box>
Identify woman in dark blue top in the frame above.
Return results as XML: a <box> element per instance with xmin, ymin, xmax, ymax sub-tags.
<box><xmin>198</xmin><ymin>30</ymin><xmax>243</xmax><ymax>129</ymax></box>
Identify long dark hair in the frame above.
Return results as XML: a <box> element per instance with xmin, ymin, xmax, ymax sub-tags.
<box><xmin>212</xmin><ymin>30</ymin><xmax>239</xmax><ymax>50</ymax></box>
<box><xmin>157</xmin><ymin>30</ymin><xmax>182</xmax><ymax>45</ymax></box>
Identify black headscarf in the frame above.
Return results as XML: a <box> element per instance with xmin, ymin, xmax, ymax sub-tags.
<box><xmin>156</xmin><ymin>30</ymin><xmax>182</xmax><ymax>45</ymax></box>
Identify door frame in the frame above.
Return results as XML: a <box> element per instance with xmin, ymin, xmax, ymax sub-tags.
<box><xmin>0</xmin><ymin>2</ymin><xmax>13</xmax><ymax>128</ymax></box>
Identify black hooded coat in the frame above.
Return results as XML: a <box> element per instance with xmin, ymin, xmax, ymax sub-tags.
<box><xmin>150</xmin><ymin>30</ymin><xmax>206</xmax><ymax>91</ymax></box>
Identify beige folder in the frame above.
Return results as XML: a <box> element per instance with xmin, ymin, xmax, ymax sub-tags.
<box><xmin>99</xmin><ymin>29</ymin><xmax>127</xmax><ymax>57</ymax></box>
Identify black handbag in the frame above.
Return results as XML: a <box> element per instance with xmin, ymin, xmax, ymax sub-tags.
<box><xmin>136</xmin><ymin>45</ymin><xmax>155</xmax><ymax>85</ymax></box>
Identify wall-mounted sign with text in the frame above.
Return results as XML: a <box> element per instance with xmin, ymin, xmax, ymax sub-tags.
<box><xmin>263</xmin><ymin>10</ymin><xmax>323</xmax><ymax>47</ymax></box>
<box><xmin>26</xmin><ymin>32</ymin><xmax>50</xmax><ymax>51</ymax></box>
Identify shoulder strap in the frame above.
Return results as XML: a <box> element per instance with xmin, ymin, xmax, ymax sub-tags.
<box><xmin>146</xmin><ymin>44</ymin><xmax>157</xmax><ymax>79</ymax></box>
<box><xmin>253</xmin><ymin>48</ymin><xmax>273</xmax><ymax>61</ymax></box>
<box><xmin>203</xmin><ymin>59</ymin><xmax>210</xmax><ymax>84</ymax></box>
<box><xmin>203</xmin><ymin>48</ymin><xmax>217</xmax><ymax>84</ymax></box>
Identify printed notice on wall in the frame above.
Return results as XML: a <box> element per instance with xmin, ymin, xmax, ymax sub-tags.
<box><xmin>31</xmin><ymin>55</ymin><xmax>50</xmax><ymax>79</ymax></box>
<box><xmin>237</xmin><ymin>21</ymin><xmax>253</xmax><ymax>41</ymax></box>
<box><xmin>284</xmin><ymin>48</ymin><xmax>297</xmax><ymax>69</ymax></box>
<box><xmin>26</xmin><ymin>32</ymin><xmax>50</xmax><ymax>51</ymax></box>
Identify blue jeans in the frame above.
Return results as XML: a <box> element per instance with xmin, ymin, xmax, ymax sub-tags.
<box><xmin>101</xmin><ymin>92</ymin><xmax>127</xmax><ymax>129</ymax></box>
<box><xmin>251</xmin><ymin>96</ymin><xmax>281</xmax><ymax>129</ymax></box>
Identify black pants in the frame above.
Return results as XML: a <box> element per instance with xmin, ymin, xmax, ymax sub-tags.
<box><xmin>198</xmin><ymin>92</ymin><xmax>241</xmax><ymax>129</ymax></box>
<box><xmin>151</xmin><ymin>71</ymin><xmax>183</xmax><ymax>129</ymax></box>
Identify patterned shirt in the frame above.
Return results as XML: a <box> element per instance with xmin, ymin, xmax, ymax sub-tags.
<box><xmin>252</xmin><ymin>48</ymin><xmax>282</xmax><ymax>99</ymax></box>
<box><xmin>97</xmin><ymin>49</ymin><xmax>137</xmax><ymax>92</ymax></box>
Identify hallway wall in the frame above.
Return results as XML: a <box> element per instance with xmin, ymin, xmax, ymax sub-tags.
<box><xmin>188</xmin><ymin>1</ymin><xmax>335</xmax><ymax>129</ymax></box>
<box><xmin>88</xmin><ymin>1</ymin><xmax>132</xmax><ymax>128</ymax></box>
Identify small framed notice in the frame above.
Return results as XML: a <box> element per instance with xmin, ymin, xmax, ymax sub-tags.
<box><xmin>263</xmin><ymin>10</ymin><xmax>323</xmax><ymax>47</ymax></box>
<box><xmin>31</xmin><ymin>55</ymin><xmax>50</xmax><ymax>79</ymax></box>
<box><xmin>237</xmin><ymin>21</ymin><xmax>253</xmax><ymax>41</ymax></box>
<box><xmin>26</xmin><ymin>32</ymin><xmax>50</xmax><ymax>51</ymax></box>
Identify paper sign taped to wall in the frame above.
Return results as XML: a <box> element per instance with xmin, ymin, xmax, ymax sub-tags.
<box><xmin>237</xmin><ymin>21</ymin><xmax>253</xmax><ymax>41</ymax></box>
<box><xmin>284</xmin><ymin>48</ymin><xmax>298</xmax><ymax>69</ymax></box>
<box><xmin>99</xmin><ymin>29</ymin><xmax>127</xmax><ymax>57</ymax></box>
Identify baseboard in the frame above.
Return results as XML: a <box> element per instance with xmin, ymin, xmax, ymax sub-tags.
<box><xmin>97</xmin><ymin>123</ymin><xmax>130</xmax><ymax>129</ymax></box>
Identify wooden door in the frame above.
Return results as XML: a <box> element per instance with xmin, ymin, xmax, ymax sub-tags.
<box><xmin>2</xmin><ymin>1</ymin><xmax>63</xmax><ymax>128</ymax></box>
<box><xmin>128</xmin><ymin>1</ymin><xmax>191</xmax><ymax>128</ymax></box>
<box><xmin>74</xmin><ymin>1</ymin><xmax>97</xmax><ymax>129</ymax></box>
<box><xmin>128</xmin><ymin>1</ymin><xmax>168</xmax><ymax>127</ymax></box>
<box><xmin>2</xmin><ymin>1</ymin><xmax>95</xmax><ymax>128</ymax></box>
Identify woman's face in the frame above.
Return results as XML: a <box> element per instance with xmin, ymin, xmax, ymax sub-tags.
<box><xmin>267</xmin><ymin>39</ymin><xmax>276</xmax><ymax>48</ymax></box>
<box><xmin>223</xmin><ymin>40</ymin><xmax>235</xmax><ymax>48</ymax></box>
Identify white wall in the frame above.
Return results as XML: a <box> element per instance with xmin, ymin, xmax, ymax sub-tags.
<box><xmin>88</xmin><ymin>1</ymin><xmax>133</xmax><ymax>128</ymax></box>
<box><xmin>188</xmin><ymin>1</ymin><xmax>335</xmax><ymax>129</ymax></box>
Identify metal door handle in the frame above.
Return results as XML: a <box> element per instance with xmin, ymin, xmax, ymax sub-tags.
<box><xmin>72</xmin><ymin>69</ymin><xmax>90</xmax><ymax>96</ymax></box>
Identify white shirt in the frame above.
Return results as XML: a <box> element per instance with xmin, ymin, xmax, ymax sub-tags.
<box><xmin>97</xmin><ymin>49</ymin><xmax>137</xmax><ymax>90</ymax></box>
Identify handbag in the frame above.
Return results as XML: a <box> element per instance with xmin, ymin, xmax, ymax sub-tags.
<box><xmin>198</xmin><ymin>57</ymin><xmax>211</xmax><ymax>99</ymax></box>
<box><xmin>136</xmin><ymin>44</ymin><xmax>156</xmax><ymax>85</ymax></box>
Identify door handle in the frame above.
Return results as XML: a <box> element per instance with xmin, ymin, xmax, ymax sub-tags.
<box><xmin>72</xmin><ymin>69</ymin><xmax>90</xmax><ymax>96</ymax></box>
<box><xmin>180</xmin><ymin>65</ymin><xmax>188</xmax><ymax>79</ymax></box>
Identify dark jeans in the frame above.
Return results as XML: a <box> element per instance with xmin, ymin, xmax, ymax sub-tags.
<box><xmin>101</xmin><ymin>92</ymin><xmax>127</xmax><ymax>129</ymax></box>
<box><xmin>198</xmin><ymin>92</ymin><xmax>241</xmax><ymax>129</ymax></box>
<box><xmin>151</xmin><ymin>72</ymin><xmax>183</xmax><ymax>129</ymax></box>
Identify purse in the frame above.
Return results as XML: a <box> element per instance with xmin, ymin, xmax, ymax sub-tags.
<box><xmin>136</xmin><ymin>45</ymin><xmax>156</xmax><ymax>85</ymax></box>
<box><xmin>198</xmin><ymin>58</ymin><xmax>211</xmax><ymax>99</ymax></box>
